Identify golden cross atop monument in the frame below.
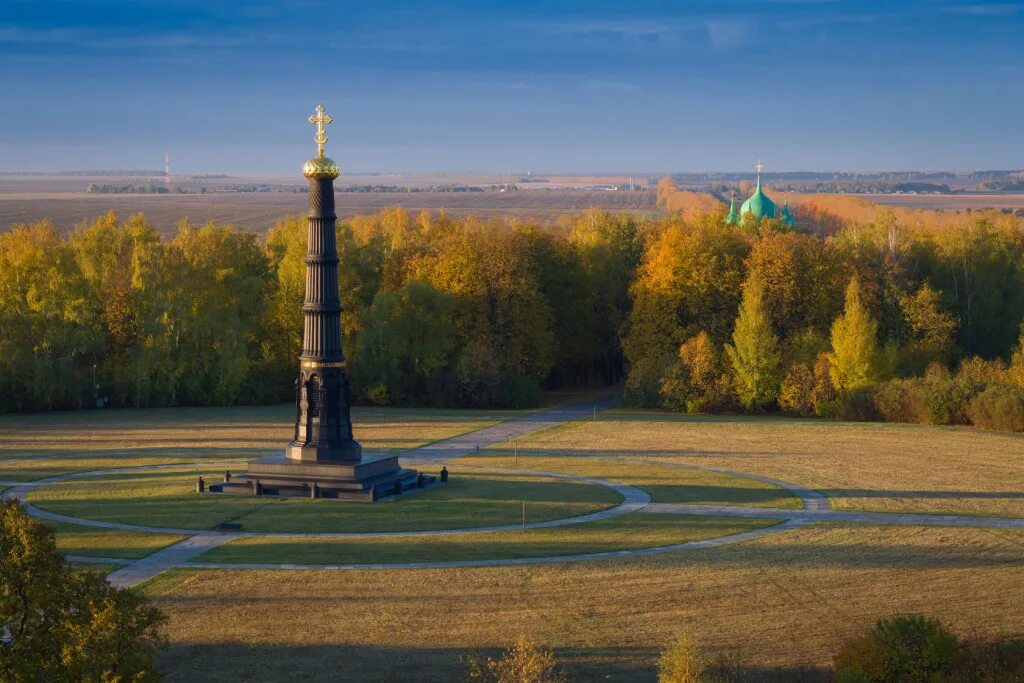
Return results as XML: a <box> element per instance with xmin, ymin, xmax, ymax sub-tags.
<box><xmin>309</xmin><ymin>104</ymin><xmax>333</xmax><ymax>158</ymax></box>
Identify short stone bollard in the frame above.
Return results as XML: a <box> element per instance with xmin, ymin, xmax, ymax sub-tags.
<box><xmin>196</xmin><ymin>476</ymin><xmax>205</xmax><ymax>493</ymax></box>
<box><xmin>311</xmin><ymin>482</ymin><xmax>320</xmax><ymax>499</ymax></box>
<box><xmin>440</xmin><ymin>466</ymin><xmax>449</xmax><ymax>483</ymax></box>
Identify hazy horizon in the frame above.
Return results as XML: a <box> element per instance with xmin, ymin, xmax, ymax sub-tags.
<box><xmin>2</xmin><ymin>0</ymin><xmax>1022</xmax><ymax>174</ymax></box>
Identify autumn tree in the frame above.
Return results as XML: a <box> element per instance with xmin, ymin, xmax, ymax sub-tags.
<box><xmin>829</xmin><ymin>278</ymin><xmax>883</xmax><ymax>392</ymax></box>
<box><xmin>0</xmin><ymin>499</ymin><xmax>166</xmax><ymax>680</ymax></box>
<box><xmin>898</xmin><ymin>283</ymin><xmax>957</xmax><ymax>374</ymax></box>
<box><xmin>726</xmin><ymin>273</ymin><xmax>781</xmax><ymax>410</ymax></box>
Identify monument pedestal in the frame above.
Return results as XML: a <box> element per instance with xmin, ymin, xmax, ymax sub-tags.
<box><xmin>213</xmin><ymin>454</ymin><xmax>427</xmax><ymax>501</ymax></box>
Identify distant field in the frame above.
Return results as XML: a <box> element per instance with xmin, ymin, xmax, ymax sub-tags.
<box><xmin>0</xmin><ymin>190</ymin><xmax>657</xmax><ymax>236</ymax></box>
<box><xmin>823</xmin><ymin>192</ymin><xmax>1024</xmax><ymax>211</ymax></box>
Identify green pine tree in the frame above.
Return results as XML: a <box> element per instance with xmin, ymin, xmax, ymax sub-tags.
<box><xmin>726</xmin><ymin>273</ymin><xmax>781</xmax><ymax>410</ymax></box>
<box><xmin>829</xmin><ymin>277</ymin><xmax>881</xmax><ymax>391</ymax></box>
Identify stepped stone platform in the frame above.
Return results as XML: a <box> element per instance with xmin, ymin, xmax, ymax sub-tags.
<box><xmin>210</xmin><ymin>455</ymin><xmax>431</xmax><ymax>502</ymax></box>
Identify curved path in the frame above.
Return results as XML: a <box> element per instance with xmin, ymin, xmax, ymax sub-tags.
<box><xmin>5</xmin><ymin>395</ymin><xmax>1023</xmax><ymax>587</ymax></box>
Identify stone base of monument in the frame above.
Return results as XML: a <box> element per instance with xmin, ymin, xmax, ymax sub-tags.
<box><xmin>209</xmin><ymin>454</ymin><xmax>432</xmax><ymax>502</ymax></box>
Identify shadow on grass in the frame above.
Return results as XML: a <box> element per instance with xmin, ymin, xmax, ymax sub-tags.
<box><xmin>156</xmin><ymin>643</ymin><xmax>829</xmax><ymax>682</ymax></box>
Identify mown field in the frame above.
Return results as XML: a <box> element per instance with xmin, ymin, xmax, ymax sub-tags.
<box><xmin>481</xmin><ymin>410</ymin><xmax>1024</xmax><ymax>518</ymax></box>
<box><xmin>3</xmin><ymin>404</ymin><xmax>1022</xmax><ymax>681</ymax></box>
<box><xmin>0</xmin><ymin>189</ymin><xmax>658</xmax><ymax>236</ymax></box>
<box><xmin>149</xmin><ymin>523</ymin><xmax>1024</xmax><ymax>681</ymax></box>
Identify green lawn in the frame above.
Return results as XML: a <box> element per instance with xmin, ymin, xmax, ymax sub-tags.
<box><xmin>458</xmin><ymin>453</ymin><xmax>802</xmax><ymax>509</ymax></box>
<box><xmin>47</xmin><ymin>520</ymin><xmax>185</xmax><ymax>559</ymax></box>
<box><xmin>193</xmin><ymin>514</ymin><xmax>778</xmax><ymax>565</ymax></box>
<box><xmin>27</xmin><ymin>467</ymin><xmax>622</xmax><ymax>533</ymax></box>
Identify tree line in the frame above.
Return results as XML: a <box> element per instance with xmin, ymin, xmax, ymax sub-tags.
<box><xmin>2</xmin><ymin>204</ymin><xmax>1024</xmax><ymax>429</ymax></box>
<box><xmin>0</xmin><ymin>208</ymin><xmax>639</xmax><ymax>412</ymax></box>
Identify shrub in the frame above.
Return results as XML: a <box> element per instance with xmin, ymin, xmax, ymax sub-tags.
<box><xmin>914</xmin><ymin>365</ymin><xmax>969</xmax><ymax>425</ymax></box>
<box><xmin>659</xmin><ymin>333</ymin><xmax>736</xmax><ymax>414</ymax></box>
<box><xmin>779</xmin><ymin>362</ymin><xmax>816</xmax><ymax>417</ymax></box>
<box><xmin>838</xmin><ymin>387</ymin><xmax>878</xmax><ymax>422</ymax></box>
<box><xmin>625</xmin><ymin>354</ymin><xmax>672</xmax><ymax>408</ymax></box>
<box><xmin>467</xmin><ymin>635</ymin><xmax>566</xmax><ymax>683</ymax></box>
<box><xmin>834</xmin><ymin>614</ymin><xmax>959</xmax><ymax>683</ymax></box>
<box><xmin>873</xmin><ymin>378</ymin><xmax>927</xmax><ymax>424</ymax></box>
<box><xmin>952</xmin><ymin>636</ymin><xmax>1024</xmax><ymax>682</ymax></box>
<box><xmin>967</xmin><ymin>384</ymin><xmax>1024</xmax><ymax>432</ymax></box>
<box><xmin>658</xmin><ymin>633</ymin><xmax>702</xmax><ymax>683</ymax></box>
<box><xmin>811</xmin><ymin>352</ymin><xmax>838</xmax><ymax>417</ymax></box>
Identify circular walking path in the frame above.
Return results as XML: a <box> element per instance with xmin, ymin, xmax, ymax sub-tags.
<box><xmin>4</xmin><ymin>396</ymin><xmax>1023</xmax><ymax>588</ymax></box>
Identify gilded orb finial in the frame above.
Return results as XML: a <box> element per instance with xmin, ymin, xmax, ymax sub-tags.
<box><xmin>309</xmin><ymin>104</ymin><xmax>333</xmax><ymax>158</ymax></box>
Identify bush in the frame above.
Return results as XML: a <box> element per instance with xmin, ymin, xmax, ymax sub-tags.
<box><xmin>952</xmin><ymin>636</ymin><xmax>1024</xmax><ymax>682</ymax></box>
<box><xmin>967</xmin><ymin>384</ymin><xmax>1024</xmax><ymax>432</ymax></box>
<box><xmin>779</xmin><ymin>362</ymin><xmax>815</xmax><ymax>417</ymax></box>
<box><xmin>658</xmin><ymin>633</ymin><xmax>702</xmax><ymax>683</ymax></box>
<box><xmin>873</xmin><ymin>378</ymin><xmax>927</xmax><ymax>424</ymax></box>
<box><xmin>811</xmin><ymin>352</ymin><xmax>838</xmax><ymax>417</ymax></box>
<box><xmin>834</xmin><ymin>615</ymin><xmax>959</xmax><ymax>683</ymax></box>
<box><xmin>466</xmin><ymin>635</ymin><xmax>566</xmax><ymax>683</ymax></box>
<box><xmin>838</xmin><ymin>387</ymin><xmax>878</xmax><ymax>422</ymax></box>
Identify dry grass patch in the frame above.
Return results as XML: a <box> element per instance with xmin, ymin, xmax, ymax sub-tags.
<box><xmin>457</xmin><ymin>453</ymin><xmax>801</xmax><ymax>509</ymax></box>
<box><xmin>48</xmin><ymin>520</ymin><xmax>184</xmax><ymax>559</ymax></box>
<box><xmin>0</xmin><ymin>404</ymin><xmax>507</xmax><ymax>463</ymax></box>
<box><xmin>502</xmin><ymin>411</ymin><xmax>1024</xmax><ymax>517</ymax></box>
<box><xmin>193</xmin><ymin>514</ymin><xmax>774</xmax><ymax>564</ymax></box>
<box><xmin>150</xmin><ymin>524</ymin><xmax>1024</xmax><ymax>681</ymax></box>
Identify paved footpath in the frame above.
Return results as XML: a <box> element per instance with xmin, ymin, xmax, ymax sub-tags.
<box><xmin>7</xmin><ymin>393</ymin><xmax>1024</xmax><ymax>586</ymax></box>
<box><xmin>401</xmin><ymin>395</ymin><xmax>619</xmax><ymax>462</ymax></box>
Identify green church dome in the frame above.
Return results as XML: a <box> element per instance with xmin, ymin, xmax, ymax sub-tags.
<box><xmin>780</xmin><ymin>199</ymin><xmax>796</xmax><ymax>226</ymax></box>
<box><xmin>740</xmin><ymin>166</ymin><xmax>777</xmax><ymax>220</ymax></box>
<box><xmin>725</xmin><ymin>196</ymin><xmax>740</xmax><ymax>225</ymax></box>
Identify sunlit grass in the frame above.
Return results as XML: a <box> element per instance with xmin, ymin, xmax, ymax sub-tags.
<box><xmin>47</xmin><ymin>520</ymin><xmax>185</xmax><ymax>559</ymax></box>
<box><xmin>458</xmin><ymin>452</ymin><xmax>802</xmax><ymax>508</ymax></box>
<box><xmin>27</xmin><ymin>467</ymin><xmax>622</xmax><ymax>533</ymax></box>
<box><xmin>194</xmin><ymin>513</ymin><xmax>775</xmax><ymax>564</ymax></box>
<box><xmin>499</xmin><ymin>410</ymin><xmax>1024</xmax><ymax>517</ymax></box>
<box><xmin>150</xmin><ymin>524</ymin><xmax>1024</xmax><ymax>681</ymax></box>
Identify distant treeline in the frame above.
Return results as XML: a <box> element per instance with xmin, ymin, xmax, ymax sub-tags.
<box><xmin>976</xmin><ymin>179</ymin><xmax>1024</xmax><ymax>192</ymax></box>
<box><xmin>338</xmin><ymin>184</ymin><xmax>488</xmax><ymax>193</ymax></box>
<box><xmin>768</xmin><ymin>181</ymin><xmax>954</xmax><ymax>195</ymax></box>
<box><xmin>86</xmin><ymin>183</ymin><xmax>171</xmax><ymax>194</ymax></box>
<box><xmin>2</xmin><ymin>206</ymin><xmax>1024</xmax><ymax>429</ymax></box>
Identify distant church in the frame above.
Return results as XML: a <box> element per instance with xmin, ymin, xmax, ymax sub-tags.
<box><xmin>726</xmin><ymin>162</ymin><xmax>795</xmax><ymax>227</ymax></box>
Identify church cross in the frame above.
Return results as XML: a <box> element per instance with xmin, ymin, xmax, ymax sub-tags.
<box><xmin>309</xmin><ymin>104</ymin><xmax>333</xmax><ymax>158</ymax></box>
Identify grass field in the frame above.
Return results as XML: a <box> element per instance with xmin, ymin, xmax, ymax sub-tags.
<box><xmin>194</xmin><ymin>514</ymin><xmax>774</xmax><ymax>564</ymax></box>
<box><xmin>492</xmin><ymin>410</ymin><xmax>1024</xmax><ymax>518</ymax></box>
<box><xmin>0</xmin><ymin>404</ymin><xmax>507</xmax><ymax>481</ymax></box>
<box><xmin>4</xmin><ymin>404</ymin><xmax>1022</xmax><ymax>681</ymax></box>
<box><xmin>49</xmin><ymin>521</ymin><xmax>185</xmax><ymax>559</ymax></box>
<box><xmin>148</xmin><ymin>523</ymin><xmax>1024</xmax><ymax>681</ymax></box>
<box><xmin>27</xmin><ymin>467</ymin><xmax>622</xmax><ymax>533</ymax></box>
<box><xmin>457</xmin><ymin>453</ymin><xmax>802</xmax><ymax>509</ymax></box>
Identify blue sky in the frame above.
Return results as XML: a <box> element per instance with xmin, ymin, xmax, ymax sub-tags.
<box><xmin>1</xmin><ymin>0</ymin><xmax>1022</xmax><ymax>173</ymax></box>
